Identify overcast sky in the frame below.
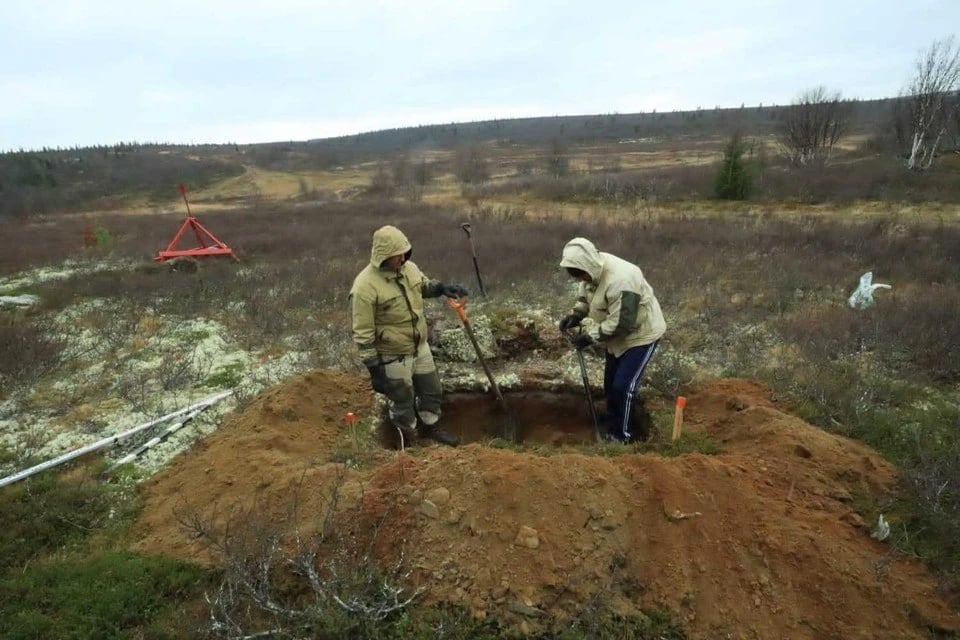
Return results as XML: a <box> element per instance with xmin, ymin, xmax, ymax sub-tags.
<box><xmin>1</xmin><ymin>1</ymin><xmax>956</xmax><ymax>151</ymax></box>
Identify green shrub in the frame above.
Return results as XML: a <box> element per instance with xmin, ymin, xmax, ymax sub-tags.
<box><xmin>713</xmin><ymin>133</ymin><xmax>753</xmax><ymax>200</ymax></box>
<box><xmin>203</xmin><ymin>363</ymin><xmax>244</xmax><ymax>389</ymax></box>
<box><xmin>0</xmin><ymin>551</ymin><xmax>207</xmax><ymax>640</ymax></box>
<box><xmin>0</xmin><ymin>469</ymin><xmax>136</xmax><ymax>574</ymax></box>
<box><xmin>0</xmin><ymin>315</ymin><xmax>64</xmax><ymax>398</ymax></box>
<box><xmin>657</xmin><ymin>431</ymin><xmax>720</xmax><ymax>457</ymax></box>
<box><xmin>93</xmin><ymin>225</ymin><xmax>112</xmax><ymax>248</ymax></box>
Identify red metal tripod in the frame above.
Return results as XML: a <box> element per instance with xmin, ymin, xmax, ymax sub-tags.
<box><xmin>154</xmin><ymin>184</ymin><xmax>238</xmax><ymax>262</ymax></box>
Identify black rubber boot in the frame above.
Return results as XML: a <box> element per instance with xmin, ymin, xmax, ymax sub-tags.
<box><xmin>418</xmin><ymin>425</ymin><xmax>460</xmax><ymax>447</ymax></box>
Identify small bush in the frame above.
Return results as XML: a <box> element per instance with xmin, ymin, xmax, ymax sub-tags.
<box><xmin>901</xmin><ymin>434</ymin><xmax>960</xmax><ymax>586</ymax></box>
<box><xmin>780</xmin><ymin>289</ymin><xmax>960</xmax><ymax>384</ymax></box>
<box><xmin>713</xmin><ymin>133</ymin><xmax>753</xmax><ymax>200</ymax></box>
<box><xmin>0</xmin><ymin>468</ymin><xmax>136</xmax><ymax>574</ymax></box>
<box><xmin>93</xmin><ymin>225</ymin><xmax>113</xmax><ymax>249</ymax></box>
<box><xmin>0</xmin><ymin>314</ymin><xmax>65</xmax><ymax>398</ymax></box>
<box><xmin>203</xmin><ymin>363</ymin><xmax>244</xmax><ymax>389</ymax></box>
<box><xmin>182</xmin><ymin>471</ymin><xmax>425</xmax><ymax>639</ymax></box>
<box><xmin>0</xmin><ymin>551</ymin><xmax>208</xmax><ymax>640</ymax></box>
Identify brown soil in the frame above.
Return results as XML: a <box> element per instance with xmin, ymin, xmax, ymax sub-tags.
<box><xmin>131</xmin><ymin>371</ymin><xmax>960</xmax><ymax>639</ymax></box>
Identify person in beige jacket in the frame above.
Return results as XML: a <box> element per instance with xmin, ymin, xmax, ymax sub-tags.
<box><xmin>350</xmin><ymin>225</ymin><xmax>467</xmax><ymax>447</ymax></box>
<box><xmin>558</xmin><ymin>237</ymin><xmax>666</xmax><ymax>443</ymax></box>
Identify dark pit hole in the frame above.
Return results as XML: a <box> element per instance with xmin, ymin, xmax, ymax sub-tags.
<box><xmin>377</xmin><ymin>390</ymin><xmax>652</xmax><ymax>449</ymax></box>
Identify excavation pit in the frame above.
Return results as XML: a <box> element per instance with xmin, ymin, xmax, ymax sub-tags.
<box><xmin>376</xmin><ymin>390</ymin><xmax>653</xmax><ymax>448</ymax></box>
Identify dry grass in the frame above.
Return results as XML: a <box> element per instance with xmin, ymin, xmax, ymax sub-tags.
<box><xmin>3</xmin><ymin>196</ymin><xmax>960</xmax><ymax>597</ymax></box>
<box><xmin>5</xmin><ymin>133</ymin><xmax>960</xmax><ymax>590</ymax></box>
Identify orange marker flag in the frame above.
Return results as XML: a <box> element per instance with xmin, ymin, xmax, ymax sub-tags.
<box><xmin>346</xmin><ymin>411</ymin><xmax>359</xmax><ymax>451</ymax></box>
<box><xmin>671</xmin><ymin>396</ymin><xmax>687</xmax><ymax>443</ymax></box>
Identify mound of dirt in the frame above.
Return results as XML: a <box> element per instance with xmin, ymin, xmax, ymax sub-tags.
<box><xmin>131</xmin><ymin>371</ymin><xmax>960</xmax><ymax>639</ymax></box>
<box><xmin>132</xmin><ymin>369</ymin><xmax>375</xmax><ymax>559</ymax></box>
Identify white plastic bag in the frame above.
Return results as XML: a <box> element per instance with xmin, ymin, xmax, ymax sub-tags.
<box><xmin>848</xmin><ymin>271</ymin><xmax>891</xmax><ymax>310</ymax></box>
<box><xmin>870</xmin><ymin>514</ymin><xmax>890</xmax><ymax>541</ymax></box>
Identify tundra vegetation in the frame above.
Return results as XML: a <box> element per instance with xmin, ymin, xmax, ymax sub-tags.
<box><xmin>2</xmin><ymin>45</ymin><xmax>960</xmax><ymax>637</ymax></box>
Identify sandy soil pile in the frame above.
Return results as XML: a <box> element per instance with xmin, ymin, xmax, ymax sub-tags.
<box><xmin>131</xmin><ymin>371</ymin><xmax>960</xmax><ymax>639</ymax></box>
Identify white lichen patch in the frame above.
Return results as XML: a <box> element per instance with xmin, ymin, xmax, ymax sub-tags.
<box><xmin>0</xmin><ymin>259</ymin><xmax>138</xmax><ymax>294</ymax></box>
<box><xmin>440</xmin><ymin>365</ymin><xmax>524</xmax><ymax>393</ymax></box>
<box><xmin>0</xmin><ymin>299</ymin><xmax>321</xmax><ymax>481</ymax></box>
<box><xmin>557</xmin><ymin>348</ymin><xmax>605</xmax><ymax>390</ymax></box>
<box><xmin>436</xmin><ymin>313</ymin><xmax>497</xmax><ymax>362</ymax></box>
<box><xmin>513</xmin><ymin>306</ymin><xmax>567</xmax><ymax>333</ymax></box>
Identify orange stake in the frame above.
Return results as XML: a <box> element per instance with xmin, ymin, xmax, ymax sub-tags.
<box><xmin>345</xmin><ymin>411</ymin><xmax>358</xmax><ymax>451</ymax></box>
<box><xmin>671</xmin><ymin>396</ymin><xmax>687</xmax><ymax>442</ymax></box>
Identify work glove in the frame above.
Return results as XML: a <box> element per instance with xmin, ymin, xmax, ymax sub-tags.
<box><xmin>571</xmin><ymin>332</ymin><xmax>594</xmax><ymax>350</ymax></box>
<box><xmin>362</xmin><ymin>356</ymin><xmax>389</xmax><ymax>394</ymax></box>
<box><xmin>440</xmin><ymin>283</ymin><xmax>469</xmax><ymax>299</ymax></box>
<box><xmin>558</xmin><ymin>314</ymin><xmax>583</xmax><ymax>332</ymax></box>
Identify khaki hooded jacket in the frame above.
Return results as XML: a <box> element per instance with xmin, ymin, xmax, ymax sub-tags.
<box><xmin>349</xmin><ymin>225</ymin><xmax>444</xmax><ymax>362</ymax></box>
<box><xmin>560</xmin><ymin>237</ymin><xmax>666</xmax><ymax>357</ymax></box>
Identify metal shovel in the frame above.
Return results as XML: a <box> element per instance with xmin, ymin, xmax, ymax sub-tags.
<box><xmin>566</xmin><ymin>328</ymin><xmax>602</xmax><ymax>443</ymax></box>
<box><xmin>447</xmin><ymin>296</ymin><xmax>517</xmax><ymax>441</ymax></box>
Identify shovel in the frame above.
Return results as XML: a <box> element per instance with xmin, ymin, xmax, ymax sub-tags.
<box><xmin>447</xmin><ymin>296</ymin><xmax>517</xmax><ymax>441</ymax></box>
<box><xmin>460</xmin><ymin>223</ymin><xmax>487</xmax><ymax>297</ymax></box>
<box><xmin>566</xmin><ymin>328</ymin><xmax>602</xmax><ymax>443</ymax></box>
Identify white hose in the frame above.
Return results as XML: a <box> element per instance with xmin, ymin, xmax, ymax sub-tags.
<box><xmin>0</xmin><ymin>390</ymin><xmax>232</xmax><ymax>488</ymax></box>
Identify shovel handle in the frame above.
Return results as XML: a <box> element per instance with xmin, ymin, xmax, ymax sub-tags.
<box><xmin>562</xmin><ymin>325</ymin><xmax>588</xmax><ymax>345</ymax></box>
<box><xmin>447</xmin><ymin>295</ymin><xmax>468</xmax><ymax>321</ymax></box>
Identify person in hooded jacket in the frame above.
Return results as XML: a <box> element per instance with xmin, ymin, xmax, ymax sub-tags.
<box><xmin>350</xmin><ymin>225</ymin><xmax>467</xmax><ymax>447</ymax></box>
<box><xmin>558</xmin><ymin>237</ymin><xmax>666</xmax><ymax>443</ymax></box>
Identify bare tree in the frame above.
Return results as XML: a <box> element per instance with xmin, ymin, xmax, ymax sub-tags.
<box><xmin>389</xmin><ymin>155</ymin><xmax>431</xmax><ymax>203</ymax></box>
<box><xmin>545</xmin><ymin>138</ymin><xmax>570</xmax><ymax>177</ymax></box>
<box><xmin>777</xmin><ymin>87</ymin><xmax>851</xmax><ymax>166</ymax></box>
<box><xmin>367</xmin><ymin>161</ymin><xmax>393</xmax><ymax>197</ymax></box>
<box><xmin>454</xmin><ymin>145</ymin><xmax>490</xmax><ymax>184</ymax></box>
<box><xmin>902</xmin><ymin>37</ymin><xmax>960</xmax><ymax>171</ymax></box>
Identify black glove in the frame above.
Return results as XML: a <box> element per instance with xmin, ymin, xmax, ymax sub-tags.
<box><xmin>558</xmin><ymin>314</ymin><xmax>583</xmax><ymax>332</ymax></box>
<box><xmin>571</xmin><ymin>332</ymin><xmax>594</xmax><ymax>349</ymax></box>
<box><xmin>440</xmin><ymin>283</ymin><xmax>469</xmax><ymax>298</ymax></box>
<box><xmin>363</xmin><ymin>356</ymin><xmax>389</xmax><ymax>394</ymax></box>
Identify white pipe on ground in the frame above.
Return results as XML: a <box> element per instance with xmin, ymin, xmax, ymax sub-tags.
<box><xmin>0</xmin><ymin>390</ymin><xmax>233</xmax><ymax>489</ymax></box>
<box><xmin>107</xmin><ymin>406</ymin><xmax>206</xmax><ymax>470</ymax></box>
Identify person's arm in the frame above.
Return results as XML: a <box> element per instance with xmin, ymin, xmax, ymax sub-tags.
<box><xmin>422</xmin><ymin>277</ymin><xmax>445</xmax><ymax>298</ymax></box>
<box><xmin>592</xmin><ymin>285</ymin><xmax>641</xmax><ymax>342</ymax></box>
<box><xmin>352</xmin><ymin>288</ymin><xmax>391</xmax><ymax>393</ymax></box>
<box><xmin>422</xmin><ymin>273</ymin><xmax>468</xmax><ymax>299</ymax></box>
<box><xmin>350</xmin><ymin>288</ymin><xmax>378</xmax><ymax>363</ymax></box>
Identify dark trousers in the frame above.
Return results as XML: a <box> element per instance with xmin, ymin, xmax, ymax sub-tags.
<box><xmin>603</xmin><ymin>341</ymin><xmax>659</xmax><ymax>442</ymax></box>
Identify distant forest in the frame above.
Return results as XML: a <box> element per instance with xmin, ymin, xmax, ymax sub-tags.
<box><xmin>0</xmin><ymin>97</ymin><xmax>946</xmax><ymax>218</ymax></box>
<box><xmin>311</xmin><ymin>98</ymin><xmax>895</xmax><ymax>153</ymax></box>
